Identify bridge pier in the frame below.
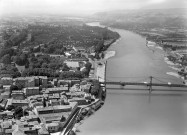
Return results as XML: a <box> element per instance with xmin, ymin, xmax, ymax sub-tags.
<box><xmin>120</xmin><ymin>82</ymin><xmax>125</xmax><ymax>86</ymax></box>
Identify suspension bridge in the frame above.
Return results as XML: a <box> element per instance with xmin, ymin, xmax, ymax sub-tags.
<box><xmin>100</xmin><ymin>76</ymin><xmax>187</xmax><ymax>93</ymax></box>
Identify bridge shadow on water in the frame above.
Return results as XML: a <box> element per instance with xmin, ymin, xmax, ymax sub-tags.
<box><xmin>106</xmin><ymin>87</ymin><xmax>187</xmax><ymax>96</ymax></box>
<box><xmin>105</xmin><ymin>87</ymin><xmax>187</xmax><ymax>103</ymax></box>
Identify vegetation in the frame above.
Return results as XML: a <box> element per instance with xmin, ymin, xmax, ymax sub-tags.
<box><xmin>7</xmin><ymin>105</ymin><xmax>15</xmax><ymax>111</ymax></box>
<box><xmin>14</xmin><ymin>106</ymin><xmax>23</xmax><ymax>119</ymax></box>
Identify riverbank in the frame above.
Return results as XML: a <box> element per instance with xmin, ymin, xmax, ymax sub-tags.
<box><xmin>146</xmin><ymin>40</ymin><xmax>187</xmax><ymax>84</ymax></box>
<box><xmin>75</xmin><ymin>22</ymin><xmax>187</xmax><ymax>135</ymax></box>
<box><xmin>104</xmin><ymin>22</ymin><xmax>187</xmax><ymax>84</ymax></box>
<box><xmin>66</xmin><ymin>28</ymin><xmax>120</xmax><ymax>135</ymax></box>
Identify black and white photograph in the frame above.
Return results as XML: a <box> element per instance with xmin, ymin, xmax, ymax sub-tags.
<box><xmin>0</xmin><ymin>0</ymin><xmax>187</xmax><ymax>135</ymax></box>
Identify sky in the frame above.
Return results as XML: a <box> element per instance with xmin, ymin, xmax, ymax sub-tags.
<box><xmin>0</xmin><ymin>0</ymin><xmax>186</xmax><ymax>16</ymax></box>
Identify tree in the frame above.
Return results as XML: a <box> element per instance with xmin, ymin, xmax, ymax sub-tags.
<box><xmin>0</xmin><ymin>48</ymin><xmax>15</xmax><ymax>59</ymax></box>
<box><xmin>62</xmin><ymin>63</ymin><xmax>70</xmax><ymax>71</ymax></box>
<box><xmin>40</xmin><ymin>55</ymin><xmax>51</xmax><ymax>63</ymax></box>
<box><xmin>12</xmin><ymin>71</ymin><xmax>21</xmax><ymax>78</ymax></box>
<box><xmin>23</xmin><ymin>110</ymin><xmax>29</xmax><ymax>116</ymax></box>
<box><xmin>49</xmin><ymin>63</ymin><xmax>57</xmax><ymax>70</ymax></box>
<box><xmin>82</xmin><ymin>68</ymin><xmax>89</xmax><ymax>77</ymax></box>
<box><xmin>54</xmin><ymin>49</ymin><xmax>62</xmax><ymax>54</ymax></box>
<box><xmin>15</xmin><ymin>56</ymin><xmax>27</xmax><ymax>66</ymax></box>
<box><xmin>29</xmin><ymin>47</ymin><xmax>34</xmax><ymax>53</ymax></box>
<box><xmin>102</xmin><ymin>28</ymin><xmax>109</xmax><ymax>40</ymax></box>
<box><xmin>90</xmin><ymin>79</ymin><xmax>100</xmax><ymax>97</ymax></box>
<box><xmin>7</xmin><ymin>105</ymin><xmax>15</xmax><ymax>111</ymax></box>
<box><xmin>74</xmin><ymin>71</ymin><xmax>84</xmax><ymax>78</ymax></box>
<box><xmin>41</xmin><ymin>63</ymin><xmax>48</xmax><ymax>68</ymax></box>
<box><xmin>33</xmin><ymin>46</ymin><xmax>41</xmax><ymax>52</ymax></box>
<box><xmin>0</xmin><ymin>105</ymin><xmax>5</xmax><ymax>112</ymax></box>
<box><xmin>101</xmin><ymin>52</ymin><xmax>105</xmax><ymax>59</ymax></box>
<box><xmin>10</xmin><ymin>85</ymin><xmax>19</xmax><ymax>91</ymax></box>
<box><xmin>45</xmin><ymin>45</ymin><xmax>55</xmax><ymax>53</ymax></box>
<box><xmin>68</xmin><ymin>130</ymin><xmax>76</xmax><ymax>135</ymax></box>
<box><xmin>95</xmin><ymin>40</ymin><xmax>104</xmax><ymax>53</ymax></box>
<box><xmin>14</xmin><ymin>106</ymin><xmax>23</xmax><ymax>119</ymax></box>
<box><xmin>2</xmin><ymin>31</ymin><xmax>10</xmax><ymax>40</ymax></box>
<box><xmin>33</xmin><ymin>62</ymin><xmax>41</xmax><ymax>68</ymax></box>
<box><xmin>11</xmin><ymin>67</ymin><xmax>18</xmax><ymax>72</ymax></box>
<box><xmin>1</xmin><ymin>54</ymin><xmax>11</xmax><ymax>64</ymax></box>
<box><xmin>4</xmin><ymin>40</ymin><xmax>13</xmax><ymax>48</ymax></box>
<box><xmin>85</xmin><ymin>62</ymin><xmax>92</xmax><ymax>70</ymax></box>
<box><xmin>30</xmin><ymin>56</ymin><xmax>38</xmax><ymax>63</ymax></box>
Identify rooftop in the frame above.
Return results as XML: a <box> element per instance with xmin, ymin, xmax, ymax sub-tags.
<box><xmin>24</xmin><ymin>87</ymin><xmax>39</xmax><ymax>90</ymax></box>
<box><xmin>46</xmin><ymin>122</ymin><xmax>59</xmax><ymax>127</ymax></box>
<box><xmin>14</xmin><ymin>76</ymin><xmax>47</xmax><ymax>81</ymax></box>
<box><xmin>12</xmin><ymin>99</ymin><xmax>28</xmax><ymax>104</ymax></box>
<box><xmin>37</xmin><ymin>105</ymin><xmax>72</xmax><ymax>112</ymax></box>
<box><xmin>39</xmin><ymin>113</ymin><xmax>66</xmax><ymax>122</ymax></box>
<box><xmin>1</xmin><ymin>77</ymin><xmax>13</xmax><ymax>80</ymax></box>
<box><xmin>64</xmin><ymin>61</ymin><xmax>79</xmax><ymax>68</ymax></box>
<box><xmin>46</xmin><ymin>87</ymin><xmax>68</xmax><ymax>91</ymax></box>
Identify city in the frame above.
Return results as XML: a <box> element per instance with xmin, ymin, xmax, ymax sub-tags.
<box><xmin>0</xmin><ymin>16</ymin><xmax>119</xmax><ymax>135</ymax></box>
<box><xmin>0</xmin><ymin>0</ymin><xmax>187</xmax><ymax>135</ymax></box>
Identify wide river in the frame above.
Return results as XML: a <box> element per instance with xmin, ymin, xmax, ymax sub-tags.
<box><xmin>77</xmin><ymin>22</ymin><xmax>187</xmax><ymax>135</ymax></box>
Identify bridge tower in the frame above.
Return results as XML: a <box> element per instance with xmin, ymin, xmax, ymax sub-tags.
<box><xmin>149</xmin><ymin>76</ymin><xmax>153</xmax><ymax>94</ymax></box>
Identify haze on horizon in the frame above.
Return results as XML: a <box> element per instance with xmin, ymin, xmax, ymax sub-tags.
<box><xmin>0</xmin><ymin>0</ymin><xmax>187</xmax><ymax>17</ymax></box>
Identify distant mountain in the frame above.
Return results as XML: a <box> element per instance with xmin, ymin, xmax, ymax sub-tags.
<box><xmin>92</xmin><ymin>8</ymin><xmax>187</xmax><ymax>28</ymax></box>
<box><xmin>93</xmin><ymin>8</ymin><xmax>187</xmax><ymax>19</ymax></box>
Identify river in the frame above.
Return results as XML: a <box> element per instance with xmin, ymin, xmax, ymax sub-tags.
<box><xmin>77</xmin><ymin>22</ymin><xmax>187</xmax><ymax>135</ymax></box>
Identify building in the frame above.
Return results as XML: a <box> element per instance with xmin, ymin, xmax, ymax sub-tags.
<box><xmin>0</xmin><ymin>63</ymin><xmax>4</xmax><ymax>70</ymax></box>
<box><xmin>28</xmin><ymin>78</ymin><xmax>35</xmax><ymax>87</ymax></box>
<box><xmin>12</xmin><ymin>125</ymin><xmax>25</xmax><ymax>135</ymax></box>
<box><xmin>49</xmin><ymin>54</ymin><xmax>65</xmax><ymax>58</ymax></box>
<box><xmin>1</xmin><ymin>120</ymin><xmax>13</xmax><ymax>132</ymax></box>
<box><xmin>46</xmin><ymin>122</ymin><xmax>59</xmax><ymax>133</ymax></box>
<box><xmin>0</xmin><ymin>77</ymin><xmax>13</xmax><ymax>85</ymax></box>
<box><xmin>50</xmin><ymin>99</ymin><xmax>60</xmax><ymax>106</ymax></box>
<box><xmin>70</xmin><ymin>80</ymin><xmax>81</xmax><ymax>87</ymax></box>
<box><xmin>21</xmin><ymin>115</ymin><xmax>39</xmax><ymax>122</ymax></box>
<box><xmin>12</xmin><ymin>99</ymin><xmax>29</xmax><ymax>107</ymax></box>
<box><xmin>0</xmin><ymin>112</ymin><xmax>7</xmax><ymax>119</ymax></box>
<box><xmin>0</xmin><ymin>99</ymin><xmax>7</xmax><ymax>108</ymax></box>
<box><xmin>48</xmin><ymin>93</ymin><xmax>60</xmax><ymax>100</ymax></box>
<box><xmin>0</xmin><ymin>111</ymin><xmax>13</xmax><ymax>119</ymax></box>
<box><xmin>38</xmin><ymin>123</ymin><xmax>49</xmax><ymax>135</ymax></box>
<box><xmin>57</xmin><ymin>80</ymin><xmax>70</xmax><ymax>87</ymax></box>
<box><xmin>44</xmin><ymin>87</ymin><xmax>69</xmax><ymax>94</ymax></box>
<box><xmin>14</xmin><ymin>77</ymin><xmax>31</xmax><ymax>88</ymax></box>
<box><xmin>36</xmin><ymin>105</ymin><xmax>72</xmax><ymax>115</ymax></box>
<box><xmin>69</xmin><ymin>98</ymin><xmax>88</xmax><ymax>105</ymax></box>
<box><xmin>68</xmin><ymin>58</ymin><xmax>88</xmax><ymax>62</ymax></box>
<box><xmin>23</xmin><ymin>87</ymin><xmax>39</xmax><ymax>96</ymax></box>
<box><xmin>35</xmin><ymin>102</ymin><xmax>78</xmax><ymax>125</ymax></box>
<box><xmin>11</xmin><ymin>91</ymin><xmax>25</xmax><ymax>100</ymax></box>
<box><xmin>64</xmin><ymin>61</ymin><xmax>79</xmax><ymax>68</ymax></box>
<box><xmin>14</xmin><ymin>76</ymin><xmax>48</xmax><ymax>88</ymax></box>
<box><xmin>73</xmin><ymin>46</ymin><xmax>86</xmax><ymax>52</ymax></box>
<box><xmin>30</xmin><ymin>101</ymin><xmax>43</xmax><ymax>108</ymax></box>
<box><xmin>1</xmin><ymin>91</ymin><xmax>10</xmax><ymax>99</ymax></box>
<box><xmin>80</xmin><ymin>84</ymin><xmax>92</xmax><ymax>93</ymax></box>
<box><xmin>2</xmin><ymin>85</ymin><xmax>11</xmax><ymax>91</ymax></box>
<box><xmin>67</xmin><ymin>91</ymin><xmax>85</xmax><ymax>98</ymax></box>
<box><xmin>7</xmin><ymin>112</ymin><xmax>14</xmax><ymax>119</ymax></box>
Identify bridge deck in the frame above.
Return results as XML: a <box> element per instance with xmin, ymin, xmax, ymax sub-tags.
<box><xmin>101</xmin><ymin>81</ymin><xmax>187</xmax><ymax>88</ymax></box>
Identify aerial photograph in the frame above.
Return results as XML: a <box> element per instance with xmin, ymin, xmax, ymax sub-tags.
<box><xmin>0</xmin><ymin>0</ymin><xmax>187</xmax><ymax>135</ymax></box>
